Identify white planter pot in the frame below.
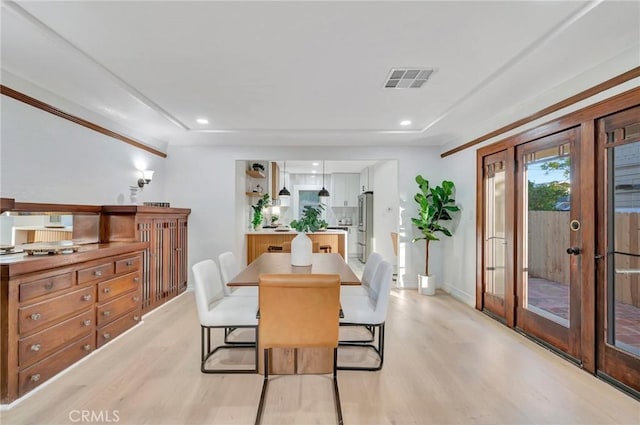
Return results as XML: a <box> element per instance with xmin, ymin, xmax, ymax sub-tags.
<box><xmin>291</xmin><ymin>232</ymin><xmax>312</xmax><ymax>266</ymax></box>
<box><xmin>418</xmin><ymin>274</ymin><xmax>436</xmax><ymax>296</ymax></box>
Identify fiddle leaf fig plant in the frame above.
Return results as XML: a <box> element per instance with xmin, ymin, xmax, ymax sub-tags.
<box><xmin>411</xmin><ymin>175</ymin><xmax>460</xmax><ymax>276</ymax></box>
<box><xmin>251</xmin><ymin>193</ymin><xmax>270</xmax><ymax>230</ymax></box>
<box><xmin>290</xmin><ymin>204</ymin><xmax>328</xmax><ymax>233</ymax></box>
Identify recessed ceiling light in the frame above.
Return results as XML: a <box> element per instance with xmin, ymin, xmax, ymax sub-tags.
<box><xmin>196</xmin><ymin>118</ymin><xmax>209</xmax><ymax>124</ymax></box>
<box><xmin>400</xmin><ymin>120</ymin><xmax>412</xmax><ymax>126</ymax></box>
<box><xmin>312</xmin><ymin>170</ymin><xmax>317</xmax><ymax>174</ymax></box>
<box><xmin>312</xmin><ymin>162</ymin><xmax>319</xmax><ymax>166</ymax></box>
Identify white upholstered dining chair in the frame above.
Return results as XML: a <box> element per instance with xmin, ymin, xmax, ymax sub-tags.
<box><xmin>218</xmin><ymin>252</ymin><xmax>258</xmax><ymax>344</ymax></box>
<box><xmin>338</xmin><ymin>260</ymin><xmax>392</xmax><ymax>371</ymax></box>
<box><xmin>218</xmin><ymin>251</ymin><xmax>258</xmax><ymax>296</ymax></box>
<box><xmin>340</xmin><ymin>252</ymin><xmax>383</xmax><ymax>297</ymax></box>
<box><xmin>192</xmin><ymin>259</ymin><xmax>258</xmax><ymax>373</ymax></box>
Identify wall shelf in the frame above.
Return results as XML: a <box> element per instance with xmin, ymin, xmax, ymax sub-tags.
<box><xmin>246</xmin><ymin>192</ymin><xmax>265</xmax><ymax>197</ymax></box>
<box><xmin>246</xmin><ymin>169</ymin><xmax>266</xmax><ymax>179</ymax></box>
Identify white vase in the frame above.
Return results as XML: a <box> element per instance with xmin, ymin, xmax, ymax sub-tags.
<box><xmin>291</xmin><ymin>232</ymin><xmax>312</xmax><ymax>266</ymax></box>
<box><xmin>418</xmin><ymin>274</ymin><xmax>436</xmax><ymax>296</ymax></box>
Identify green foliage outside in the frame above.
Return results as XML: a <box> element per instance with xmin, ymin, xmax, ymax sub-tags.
<box><xmin>528</xmin><ymin>181</ymin><xmax>570</xmax><ymax>211</ymax></box>
<box><xmin>529</xmin><ymin>156</ymin><xmax>571</xmax><ymax>211</ymax></box>
<box><xmin>290</xmin><ymin>204</ymin><xmax>328</xmax><ymax>233</ymax></box>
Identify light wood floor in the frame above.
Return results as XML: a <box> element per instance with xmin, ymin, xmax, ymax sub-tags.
<box><xmin>2</xmin><ymin>289</ymin><xmax>638</xmax><ymax>425</ymax></box>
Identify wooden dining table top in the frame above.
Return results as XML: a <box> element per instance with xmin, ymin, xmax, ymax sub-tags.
<box><xmin>227</xmin><ymin>253</ymin><xmax>361</xmax><ymax>286</ymax></box>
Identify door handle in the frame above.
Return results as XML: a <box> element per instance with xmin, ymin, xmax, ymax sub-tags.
<box><xmin>566</xmin><ymin>247</ymin><xmax>581</xmax><ymax>256</ymax></box>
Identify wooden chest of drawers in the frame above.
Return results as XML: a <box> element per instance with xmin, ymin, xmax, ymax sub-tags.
<box><xmin>18</xmin><ymin>286</ymin><xmax>95</xmax><ymax>334</ymax></box>
<box><xmin>1</xmin><ymin>243</ymin><xmax>146</xmax><ymax>404</ymax></box>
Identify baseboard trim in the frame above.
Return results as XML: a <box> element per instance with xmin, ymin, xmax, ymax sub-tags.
<box><xmin>440</xmin><ymin>283</ymin><xmax>475</xmax><ymax>306</ymax></box>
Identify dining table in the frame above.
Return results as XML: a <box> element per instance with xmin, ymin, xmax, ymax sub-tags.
<box><xmin>227</xmin><ymin>252</ymin><xmax>361</xmax><ymax>375</ymax></box>
<box><xmin>227</xmin><ymin>252</ymin><xmax>360</xmax><ymax>286</ymax></box>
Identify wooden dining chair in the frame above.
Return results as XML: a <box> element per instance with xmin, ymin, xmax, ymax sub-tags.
<box><xmin>281</xmin><ymin>241</ymin><xmax>320</xmax><ymax>253</ymax></box>
<box><xmin>255</xmin><ymin>274</ymin><xmax>343</xmax><ymax>425</ymax></box>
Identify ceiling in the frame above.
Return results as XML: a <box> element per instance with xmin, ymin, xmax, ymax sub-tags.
<box><xmin>1</xmin><ymin>1</ymin><xmax>638</xmax><ymax>151</ymax></box>
<box><xmin>273</xmin><ymin>160</ymin><xmax>378</xmax><ymax>175</ymax></box>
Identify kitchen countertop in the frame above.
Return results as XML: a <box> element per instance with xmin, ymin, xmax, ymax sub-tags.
<box><xmin>247</xmin><ymin>229</ymin><xmax>347</xmax><ymax>235</ymax></box>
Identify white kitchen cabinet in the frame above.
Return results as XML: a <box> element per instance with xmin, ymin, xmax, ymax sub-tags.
<box><xmin>346</xmin><ymin>174</ymin><xmax>359</xmax><ymax>205</ymax></box>
<box><xmin>360</xmin><ymin>167</ymin><xmax>370</xmax><ymax>193</ymax></box>
<box><xmin>331</xmin><ymin>173</ymin><xmax>359</xmax><ymax>207</ymax></box>
<box><xmin>330</xmin><ymin>174</ymin><xmax>347</xmax><ymax>207</ymax></box>
<box><xmin>347</xmin><ymin>226</ymin><xmax>358</xmax><ymax>257</ymax></box>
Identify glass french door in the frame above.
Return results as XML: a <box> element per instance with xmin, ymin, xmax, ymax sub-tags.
<box><xmin>515</xmin><ymin>128</ymin><xmax>582</xmax><ymax>359</ymax></box>
<box><xmin>596</xmin><ymin>106</ymin><xmax>640</xmax><ymax>392</ymax></box>
<box><xmin>482</xmin><ymin>151</ymin><xmax>510</xmax><ymax>321</ymax></box>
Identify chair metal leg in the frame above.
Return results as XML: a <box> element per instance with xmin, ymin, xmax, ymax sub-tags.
<box><xmin>255</xmin><ymin>349</ymin><xmax>270</xmax><ymax>425</ymax></box>
<box><xmin>333</xmin><ymin>348</ymin><xmax>344</xmax><ymax>425</ymax></box>
<box><xmin>200</xmin><ymin>325</ymin><xmax>258</xmax><ymax>374</ymax></box>
<box><xmin>201</xmin><ymin>326</ymin><xmax>205</xmax><ymax>362</ymax></box>
<box><xmin>338</xmin><ymin>322</ymin><xmax>385</xmax><ymax>371</ymax></box>
<box><xmin>339</xmin><ymin>324</ymin><xmax>375</xmax><ymax>343</ymax></box>
<box><xmin>225</xmin><ymin>327</ymin><xmax>257</xmax><ymax>345</ymax></box>
<box><xmin>255</xmin><ymin>348</ymin><xmax>343</xmax><ymax>425</ymax></box>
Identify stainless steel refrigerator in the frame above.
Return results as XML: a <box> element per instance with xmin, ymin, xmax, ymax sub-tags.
<box><xmin>357</xmin><ymin>191</ymin><xmax>373</xmax><ymax>263</ymax></box>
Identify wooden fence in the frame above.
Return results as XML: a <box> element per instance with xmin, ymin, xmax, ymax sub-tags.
<box><xmin>528</xmin><ymin>211</ymin><xmax>639</xmax><ymax>307</ymax></box>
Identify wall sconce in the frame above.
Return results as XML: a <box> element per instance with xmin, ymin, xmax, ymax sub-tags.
<box><xmin>137</xmin><ymin>170</ymin><xmax>154</xmax><ymax>188</ymax></box>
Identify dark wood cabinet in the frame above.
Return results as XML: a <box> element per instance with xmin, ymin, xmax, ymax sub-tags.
<box><xmin>0</xmin><ymin>200</ymin><xmax>189</xmax><ymax>403</ymax></box>
<box><xmin>1</xmin><ymin>243</ymin><xmax>146</xmax><ymax>403</ymax></box>
<box><xmin>101</xmin><ymin>206</ymin><xmax>190</xmax><ymax>313</ymax></box>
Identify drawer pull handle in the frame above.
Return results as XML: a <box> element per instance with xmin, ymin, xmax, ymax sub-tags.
<box><xmin>83</xmin><ymin>344</ymin><xmax>91</xmax><ymax>351</ymax></box>
<box><xmin>103</xmin><ymin>311</ymin><xmax>110</xmax><ymax>317</ymax></box>
<box><xmin>44</xmin><ymin>282</ymin><xmax>54</xmax><ymax>290</ymax></box>
<box><xmin>133</xmin><ymin>296</ymin><xmax>140</xmax><ymax>302</ymax></box>
<box><xmin>103</xmin><ymin>288</ymin><xmax>111</xmax><ymax>294</ymax></box>
<box><xmin>30</xmin><ymin>313</ymin><xmax>41</xmax><ymax>321</ymax></box>
<box><xmin>30</xmin><ymin>374</ymin><xmax>41</xmax><ymax>382</ymax></box>
<box><xmin>134</xmin><ymin>315</ymin><xmax>140</xmax><ymax>321</ymax></box>
<box><xmin>103</xmin><ymin>333</ymin><xmax>111</xmax><ymax>340</ymax></box>
<box><xmin>94</xmin><ymin>270</ymin><xmax>103</xmax><ymax>277</ymax></box>
<box><xmin>82</xmin><ymin>295</ymin><xmax>92</xmax><ymax>301</ymax></box>
<box><xmin>83</xmin><ymin>319</ymin><xmax>92</xmax><ymax>326</ymax></box>
<box><xmin>133</xmin><ymin>277</ymin><xmax>140</xmax><ymax>282</ymax></box>
<box><xmin>126</xmin><ymin>261</ymin><xmax>134</xmax><ymax>266</ymax></box>
<box><xmin>30</xmin><ymin>344</ymin><xmax>41</xmax><ymax>352</ymax></box>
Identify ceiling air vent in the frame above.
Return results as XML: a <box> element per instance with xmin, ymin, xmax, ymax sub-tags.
<box><xmin>384</xmin><ymin>68</ymin><xmax>433</xmax><ymax>89</ymax></box>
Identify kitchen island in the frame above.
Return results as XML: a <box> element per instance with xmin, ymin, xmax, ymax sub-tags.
<box><xmin>246</xmin><ymin>229</ymin><xmax>347</xmax><ymax>263</ymax></box>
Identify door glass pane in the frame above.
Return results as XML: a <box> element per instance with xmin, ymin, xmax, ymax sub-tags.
<box><xmin>523</xmin><ymin>143</ymin><xmax>571</xmax><ymax>327</ymax></box>
<box><xmin>608</xmin><ymin>141</ymin><xmax>640</xmax><ymax>357</ymax></box>
<box><xmin>485</xmin><ymin>160</ymin><xmax>507</xmax><ymax>298</ymax></box>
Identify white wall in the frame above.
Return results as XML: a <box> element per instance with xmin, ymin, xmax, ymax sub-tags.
<box><xmin>1</xmin><ymin>96</ymin><xmax>166</xmax><ymax>206</ymax></box>
<box><xmin>370</xmin><ymin>161</ymin><xmax>399</xmax><ymax>270</ymax></box>
<box><xmin>164</xmin><ymin>145</ymin><xmax>442</xmax><ymax>289</ymax></box>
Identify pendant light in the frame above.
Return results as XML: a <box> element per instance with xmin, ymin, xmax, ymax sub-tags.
<box><xmin>318</xmin><ymin>160</ymin><xmax>330</xmax><ymax>198</ymax></box>
<box><xmin>278</xmin><ymin>161</ymin><xmax>291</xmax><ymax>197</ymax></box>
